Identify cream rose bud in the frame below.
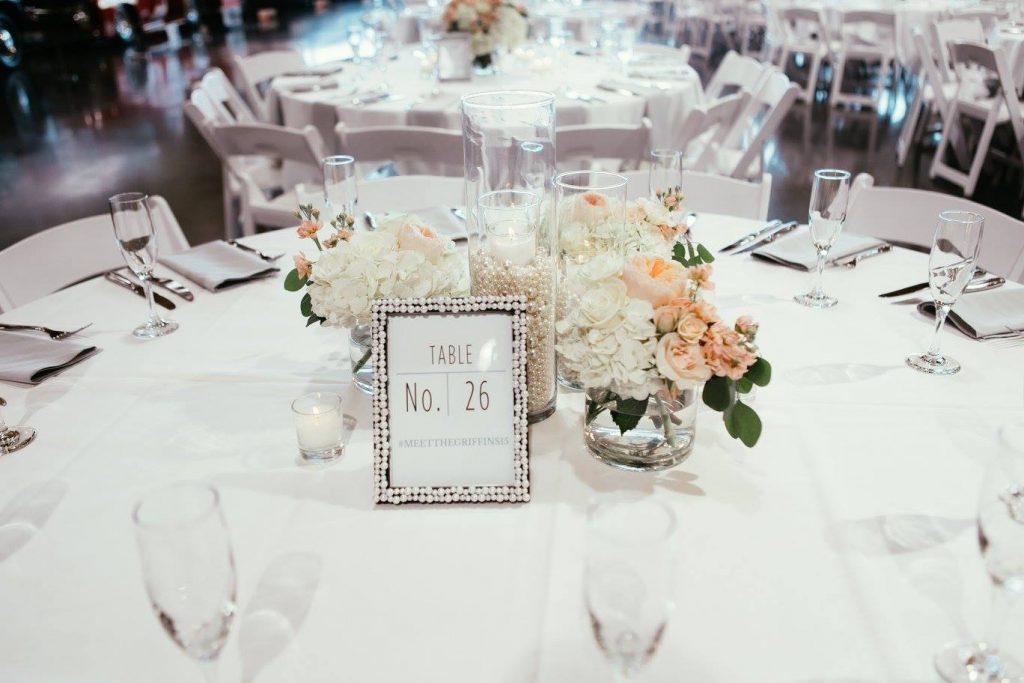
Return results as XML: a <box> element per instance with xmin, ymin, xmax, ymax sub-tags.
<box><xmin>653</xmin><ymin>305</ymin><xmax>681</xmax><ymax>334</ymax></box>
<box><xmin>676</xmin><ymin>312</ymin><xmax>708</xmax><ymax>344</ymax></box>
<box><xmin>396</xmin><ymin>220</ymin><xmax>444</xmax><ymax>263</ymax></box>
<box><xmin>580</xmin><ymin>279</ymin><xmax>627</xmax><ymax>329</ymax></box>
<box><xmin>656</xmin><ymin>332</ymin><xmax>712</xmax><ymax>386</ymax></box>
<box><xmin>570</xmin><ymin>191</ymin><xmax>614</xmax><ymax>225</ymax></box>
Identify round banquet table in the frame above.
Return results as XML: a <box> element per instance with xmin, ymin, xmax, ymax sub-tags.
<box><xmin>1</xmin><ymin>207</ymin><xmax>1023</xmax><ymax>682</ymax></box>
<box><xmin>272</xmin><ymin>47</ymin><xmax>701</xmax><ymax>152</ymax></box>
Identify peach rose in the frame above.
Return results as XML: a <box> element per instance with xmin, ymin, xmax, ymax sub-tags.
<box><xmin>397</xmin><ymin>221</ymin><xmax>444</xmax><ymax>263</ymax></box>
<box><xmin>656</xmin><ymin>332</ymin><xmax>712</xmax><ymax>387</ymax></box>
<box><xmin>676</xmin><ymin>311</ymin><xmax>708</xmax><ymax>345</ymax></box>
<box><xmin>296</xmin><ymin>219</ymin><xmax>321</xmax><ymax>239</ymax></box>
<box><xmin>621</xmin><ymin>255</ymin><xmax>687</xmax><ymax>308</ymax></box>
<box><xmin>653</xmin><ymin>305</ymin><xmax>683</xmax><ymax>334</ymax></box>
<box><xmin>293</xmin><ymin>253</ymin><xmax>312</xmax><ymax>279</ymax></box>
<box><xmin>570</xmin><ymin>191</ymin><xmax>613</xmax><ymax>225</ymax></box>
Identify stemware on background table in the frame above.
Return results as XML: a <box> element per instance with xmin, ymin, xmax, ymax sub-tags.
<box><xmin>322</xmin><ymin>155</ymin><xmax>358</xmax><ymax>221</ymax></box>
<box><xmin>109</xmin><ymin>192</ymin><xmax>179</xmax><ymax>339</ymax></box>
<box><xmin>906</xmin><ymin>211</ymin><xmax>985</xmax><ymax>376</ymax></box>
<box><xmin>648</xmin><ymin>148</ymin><xmax>682</xmax><ymax>200</ymax></box>
<box><xmin>0</xmin><ymin>396</ymin><xmax>35</xmax><ymax>454</ymax></box>
<box><xmin>794</xmin><ymin>169</ymin><xmax>851</xmax><ymax>309</ymax></box>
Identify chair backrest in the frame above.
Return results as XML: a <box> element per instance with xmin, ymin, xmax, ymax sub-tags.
<box><xmin>837</xmin><ymin>10</ymin><xmax>896</xmax><ymax>53</ymax></box>
<box><xmin>687</xmin><ymin>91</ymin><xmax>750</xmax><ymax>170</ymax></box>
<box><xmin>212</xmin><ymin>122</ymin><xmax>326</xmax><ymax>168</ymax></box>
<box><xmin>949</xmin><ymin>41</ymin><xmax>1024</xmax><ymax>150</ymax></box>
<box><xmin>335</xmin><ymin>124</ymin><xmax>465</xmax><ymax>176</ymax></box>
<box><xmin>705</xmin><ymin>50</ymin><xmax>770</xmax><ymax>101</ymax></box>
<box><xmin>183</xmin><ymin>98</ymin><xmax>228</xmax><ymax>166</ymax></box>
<box><xmin>722</xmin><ymin>70</ymin><xmax>799</xmax><ymax>178</ymax></box>
<box><xmin>778</xmin><ymin>7</ymin><xmax>829</xmax><ymax>52</ymax></box>
<box><xmin>948</xmin><ymin>9</ymin><xmax>1004</xmax><ymax>33</ymax></box>
<box><xmin>231</xmin><ymin>49</ymin><xmax>307</xmax><ymax>121</ymax></box>
<box><xmin>357</xmin><ymin>175</ymin><xmax>465</xmax><ymax>214</ymax></box>
<box><xmin>555</xmin><ymin>118</ymin><xmax>652</xmax><ymax>171</ymax></box>
<box><xmin>621</xmin><ymin>168</ymin><xmax>772</xmax><ymax>220</ymax></box>
<box><xmin>931</xmin><ymin>18</ymin><xmax>986</xmax><ymax>77</ymax></box>
<box><xmin>200</xmin><ymin>67</ymin><xmax>257</xmax><ymax>123</ymax></box>
<box><xmin>0</xmin><ymin>197</ymin><xmax>189</xmax><ymax>311</ymax></box>
<box><xmin>846</xmin><ymin>174</ymin><xmax>1024</xmax><ymax>282</ymax></box>
<box><xmin>912</xmin><ymin>27</ymin><xmax>953</xmax><ymax>114</ymax></box>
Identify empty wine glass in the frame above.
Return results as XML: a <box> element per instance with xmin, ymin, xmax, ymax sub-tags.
<box><xmin>134</xmin><ymin>482</ymin><xmax>237</xmax><ymax>682</ymax></box>
<box><xmin>906</xmin><ymin>211</ymin><xmax>984</xmax><ymax>376</ymax></box>
<box><xmin>648</xmin><ymin>149</ymin><xmax>682</xmax><ymax>200</ymax></box>
<box><xmin>322</xmin><ymin>155</ymin><xmax>358</xmax><ymax>222</ymax></box>
<box><xmin>794</xmin><ymin>169</ymin><xmax>851</xmax><ymax>309</ymax></box>
<box><xmin>0</xmin><ymin>396</ymin><xmax>35</xmax><ymax>455</ymax></box>
<box><xmin>586</xmin><ymin>494</ymin><xmax>676</xmax><ymax>681</ymax></box>
<box><xmin>109</xmin><ymin>192</ymin><xmax>179</xmax><ymax>339</ymax></box>
<box><xmin>935</xmin><ymin>449</ymin><xmax>1024</xmax><ymax>682</ymax></box>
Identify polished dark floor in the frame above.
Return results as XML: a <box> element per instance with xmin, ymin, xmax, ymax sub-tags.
<box><xmin>0</xmin><ymin>7</ymin><xmax>1022</xmax><ymax>250</ymax></box>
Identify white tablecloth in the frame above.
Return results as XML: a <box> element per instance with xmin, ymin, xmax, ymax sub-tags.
<box><xmin>273</xmin><ymin>48</ymin><xmax>701</xmax><ymax>151</ymax></box>
<box><xmin>2</xmin><ymin>208</ymin><xmax>1023</xmax><ymax>682</ymax></box>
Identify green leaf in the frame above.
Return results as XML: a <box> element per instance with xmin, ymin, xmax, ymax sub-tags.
<box><xmin>735</xmin><ymin>376</ymin><xmax>753</xmax><ymax>394</ymax></box>
<box><xmin>300</xmin><ymin>292</ymin><xmax>313</xmax><ymax>317</ymax></box>
<box><xmin>305</xmin><ymin>314</ymin><xmax>324</xmax><ymax>328</ymax></box>
<box><xmin>672</xmin><ymin>242</ymin><xmax>691</xmax><ymax>267</ymax></box>
<box><xmin>746</xmin><ymin>358</ymin><xmax>772</xmax><ymax>387</ymax></box>
<box><xmin>702</xmin><ymin>375</ymin><xmax>731</xmax><ymax>412</ymax></box>
<box><xmin>284</xmin><ymin>269</ymin><xmax>307</xmax><ymax>292</ymax></box>
<box><xmin>610</xmin><ymin>396</ymin><xmax>649</xmax><ymax>435</ymax></box>
<box><xmin>696</xmin><ymin>243</ymin><xmax>715</xmax><ymax>263</ymax></box>
<box><xmin>724</xmin><ymin>400</ymin><xmax>763</xmax><ymax>447</ymax></box>
<box><xmin>585</xmin><ymin>390</ymin><xmax>615</xmax><ymax>425</ymax></box>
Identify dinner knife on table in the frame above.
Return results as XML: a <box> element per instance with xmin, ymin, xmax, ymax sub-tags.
<box><xmin>732</xmin><ymin>221</ymin><xmax>799</xmax><ymax>254</ymax></box>
<box><xmin>718</xmin><ymin>220</ymin><xmax>782</xmax><ymax>253</ymax></box>
<box><xmin>104</xmin><ymin>272</ymin><xmax>176</xmax><ymax>310</ymax></box>
<box><xmin>829</xmin><ymin>243</ymin><xmax>892</xmax><ymax>268</ymax></box>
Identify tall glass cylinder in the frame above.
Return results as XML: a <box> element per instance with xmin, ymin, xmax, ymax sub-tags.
<box><xmin>553</xmin><ymin>171</ymin><xmax>628</xmax><ymax>391</ymax></box>
<box><xmin>463</xmin><ymin>91</ymin><xmax>558</xmax><ymax>423</ymax></box>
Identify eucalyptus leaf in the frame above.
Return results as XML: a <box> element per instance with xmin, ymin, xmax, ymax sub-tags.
<box><xmin>305</xmin><ymin>314</ymin><xmax>324</xmax><ymax>328</ymax></box>
<box><xmin>611</xmin><ymin>396</ymin><xmax>649</xmax><ymax>435</ymax></box>
<box><xmin>746</xmin><ymin>358</ymin><xmax>772</xmax><ymax>386</ymax></box>
<box><xmin>672</xmin><ymin>242</ymin><xmax>691</xmax><ymax>267</ymax></box>
<box><xmin>284</xmin><ymin>269</ymin><xmax>307</xmax><ymax>292</ymax></box>
<box><xmin>696</xmin><ymin>243</ymin><xmax>715</xmax><ymax>263</ymax></box>
<box><xmin>702</xmin><ymin>376</ymin><xmax>731</xmax><ymax>412</ymax></box>
<box><xmin>736</xmin><ymin>376</ymin><xmax>753</xmax><ymax>394</ymax></box>
<box><xmin>724</xmin><ymin>400</ymin><xmax>762</xmax><ymax>447</ymax></box>
<box><xmin>300</xmin><ymin>292</ymin><xmax>313</xmax><ymax>317</ymax></box>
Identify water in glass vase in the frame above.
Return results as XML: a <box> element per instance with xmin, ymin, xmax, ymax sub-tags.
<box><xmin>349</xmin><ymin>323</ymin><xmax>373</xmax><ymax>395</ymax></box>
<box><xmin>584</xmin><ymin>387</ymin><xmax>698</xmax><ymax>471</ymax></box>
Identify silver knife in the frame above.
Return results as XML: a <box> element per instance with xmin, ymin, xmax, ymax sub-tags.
<box><xmin>229</xmin><ymin>240</ymin><xmax>282</xmax><ymax>262</ymax></box>
<box><xmin>829</xmin><ymin>243</ymin><xmax>892</xmax><ymax>268</ymax></box>
<box><xmin>596</xmin><ymin>84</ymin><xmax>639</xmax><ymax>97</ymax></box>
<box><xmin>104</xmin><ymin>272</ymin><xmax>176</xmax><ymax>310</ymax></box>
<box><xmin>149</xmin><ymin>274</ymin><xmax>193</xmax><ymax>301</ymax></box>
<box><xmin>719</xmin><ymin>220</ymin><xmax>782</xmax><ymax>253</ymax></box>
<box><xmin>733</xmin><ymin>221</ymin><xmax>799</xmax><ymax>254</ymax></box>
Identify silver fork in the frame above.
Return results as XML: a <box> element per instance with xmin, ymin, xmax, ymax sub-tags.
<box><xmin>989</xmin><ymin>327</ymin><xmax>1024</xmax><ymax>349</ymax></box>
<box><xmin>0</xmin><ymin>322</ymin><xmax>93</xmax><ymax>340</ymax></box>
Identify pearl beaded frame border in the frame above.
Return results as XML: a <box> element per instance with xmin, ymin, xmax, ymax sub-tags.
<box><xmin>370</xmin><ymin>296</ymin><xmax>531</xmax><ymax>506</ymax></box>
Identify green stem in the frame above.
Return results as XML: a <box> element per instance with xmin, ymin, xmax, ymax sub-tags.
<box><xmin>352</xmin><ymin>348</ymin><xmax>372</xmax><ymax>374</ymax></box>
<box><xmin>653</xmin><ymin>393</ymin><xmax>676</xmax><ymax>446</ymax></box>
<box><xmin>312</xmin><ymin>235</ymin><xmax>324</xmax><ymax>252</ymax></box>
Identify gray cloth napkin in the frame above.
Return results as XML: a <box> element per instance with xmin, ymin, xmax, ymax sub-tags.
<box><xmin>751</xmin><ymin>230</ymin><xmax>886</xmax><ymax>271</ymax></box>
<box><xmin>916</xmin><ymin>287</ymin><xmax>1024</xmax><ymax>340</ymax></box>
<box><xmin>0</xmin><ymin>331</ymin><xmax>99</xmax><ymax>385</ymax></box>
<box><xmin>160</xmin><ymin>241</ymin><xmax>279</xmax><ymax>292</ymax></box>
<box><xmin>384</xmin><ymin>206</ymin><xmax>467</xmax><ymax>241</ymax></box>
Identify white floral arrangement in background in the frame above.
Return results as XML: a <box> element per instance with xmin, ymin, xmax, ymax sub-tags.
<box><xmin>284</xmin><ymin>205</ymin><xmax>469</xmax><ymax>328</ymax></box>
<box><xmin>443</xmin><ymin>0</ymin><xmax>528</xmax><ymax>68</ymax></box>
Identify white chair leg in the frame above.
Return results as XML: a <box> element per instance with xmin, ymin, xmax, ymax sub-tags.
<box><xmin>897</xmin><ymin>90</ymin><xmax>924</xmax><ymax>166</ymax></box>
<box><xmin>805</xmin><ymin>51</ymin><xmax>823</xmax><ymax>103</ymax></box>
<box><xmin>221</xmin><ymin>167</ymin><xmax>237</xmax><ymax>239</ymax></box>
<box><xmin>830</xmin><ymin>53</ymin><xmax>846</xmax><ymax>105</ymax></box>
<box><xmin>964</xmin><ymin>109</ymin><xmax>1000</xmax><ymax>196</ymax></box>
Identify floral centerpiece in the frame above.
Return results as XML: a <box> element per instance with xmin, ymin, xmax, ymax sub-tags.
<box><xmin>284</xmin><ymin>205</ymin><xmax>469</xmax><ymax>392</ymax></box>
<box><xmin>556</xmin><ymin>188</ymin><xmax>770</xmax><ymax>470</ymax></box>
<box><xmin>442</xmin><ymin>0</ymin><xmax>528</xmax><ymax>69</ymax></box>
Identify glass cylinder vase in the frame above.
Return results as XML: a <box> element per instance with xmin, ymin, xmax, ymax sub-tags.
<box><xmin>463</xmin><ymin>90</ymin><xmax>557</xmax><ymax>423</ymax></box>
<box><xmin>583</xmin><ymin>384</ymin><xmax>699</xmax><ymax>472</ymax></box>
<box><xmin>349</xmin><ymin>322</ymin><xmax>373</xmax><ymax>395</ymax></box>
<box><xmin>553</xmin><ymin>171</ymin><xmax>629</xmax><ymax>391</ymax></box>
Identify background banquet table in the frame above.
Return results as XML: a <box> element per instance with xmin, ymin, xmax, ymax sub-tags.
<box><xmin>1</xmin><ymin>208</ymin><xmax>1022</xmax><ymax>682</ymax></box>
<box><xmin>273</xmin><ymin>48</ymin><xmax>701</xmax><ymax>151</ymax></box>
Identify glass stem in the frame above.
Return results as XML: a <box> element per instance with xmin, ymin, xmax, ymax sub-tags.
<box><xmin>141</xmin><ymin>274</ymin><xmax>159</xmax><ymax>326</ymax></box>
<box><xmin>812</xmin><ymin>249</ymin><xmax>827</xmax><ymax>297</ymax></box>
<box><xmin>984</xmin><ymin>585</ymin><xmax>1015</xmax><ymax>655</ymax></box>
<box><xmin>197</xmin><ymin>659</ymin><xmax>218</xmax><ymax>683</ymax></box>
<box><xmin>927</xmin><ymin>302</ymin><xmax>950</xmax><ymax>359</ymax></box>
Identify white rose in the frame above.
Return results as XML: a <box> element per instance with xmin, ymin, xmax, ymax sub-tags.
<box><xmin>395</xmin><ymin>217</ymin><xmax>445</xmax><ymax>263</ymax></box>
<box><xmin>578</xmin><ymin>252</ymin><xmax>624</xmax><ymax>284</ymax></box>
<box><xmin>579</xmin><ymin>279</ymin><xmax>627</xmax><ymax>329</ymax></box>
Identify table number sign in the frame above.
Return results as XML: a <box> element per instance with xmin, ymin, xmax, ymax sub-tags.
<box><xmin>371</xmin><ymin>296</ymin><xmax>530</xmax><ymax>505</ymax></box>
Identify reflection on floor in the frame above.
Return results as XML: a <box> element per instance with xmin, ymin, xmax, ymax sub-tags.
<box><xmin>0</xmin><ymin>5</ymin><xmax>1021</xmax><ymax>250</ymax></box>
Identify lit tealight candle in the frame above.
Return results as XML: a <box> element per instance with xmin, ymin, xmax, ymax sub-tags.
<box><xmin>292</xmin><ymin>392</ymin><xmax>345</xmax><ymax>462</ymax></box>
<box><xmin>487</xmin><ymin>220</ymin><xmax>537</xmax><ymax>267</ymax></box>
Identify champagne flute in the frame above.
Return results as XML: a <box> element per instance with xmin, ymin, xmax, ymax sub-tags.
<box><xmin>134</xmin><ymin>482</ymin><xmax>237</xmax><ymax>682</ymax></box>
<box><xmin>794</xmin><ymin>169</ymin><xmax>851</xmax><ymax>309</ymax></box>
<box><xmin>935</xmin><ymin>450</ymin><xmax>1024</xmax><ymax>682</ymax></box>
<box><xmin>109</xmin><ymin>193</ymin><xmax>179</xmax><ymax>339</ymax></box>
<box><xmin>648</xmin><ymin>149</ymin><xmax>682</xmax><ymax>200</ymax></box>
<box><xmin>586</xmin><ymin>494</ymin><xmax>676</xmax><ymax>681</ymax></box>
<box><xmin>906</xmin><ymin>211</ymin><xmax>984</xmax><ymax>376</ymax></box>
<box><xmin>0</xmin><ymin>396</ymin><xmax>35</xmax><ymax>454</ymax></box>
<box><xmin>322</xmin><ymin>155</ymin><xmax>358</xmax><ymax>223</ymax></box>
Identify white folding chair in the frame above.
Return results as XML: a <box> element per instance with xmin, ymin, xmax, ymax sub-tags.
<box><xmin>200</xmin><ymin>67</ymin><xmax>258</xmax><ymax>124</ymax></box>
<box><xmin>335</xmin><ymin>124</ymin><xmax>465</xmax><ymax>177</ymax></box>
<box><xmin>621</xmin><ymin>168</ymin><xmax>772</xmax><ymax>220</ymax></box>
<box><xmin>231</xmin><ymin>49</ymin><xmax>307</xmax><ymax>122</ymax></box>
<box><xmin>358</xmin><ymin>175</ymin><xmax>464</xmax><ymax>214</ymax></box>
<box><xmin>705</xmin><ymin>50</ymin><xmax>771</xmax><ymax>101</ymax></box>
<box><xmin>931</xmin><ymin>17</ymin><xmax>986</xmax><ymax>81</ymax></box>
<box><xmin>212</xmin><ymin>122</ymin><xmax>327</xmax><ymax>235</ymax></box>
<box><xmin>680</xmin><ymin>91</ymin><xmax>750</xmax><ymax>170</ymax></box>
<box><xmin>717</xmin><ymin>70</ymin><xmax>799</xmax><ymax>179</ymax></box>
<box><xmin>897</xmin><ymin>28</ymin><xmax>960</xmax><ymax>167</ymax></box>
<box><xmin>930</xmin><ymin>42</ymin><xmax>1024</xmax><ymax>198</ymax></box>
<box><xmin>947</xmin><ymin>9</ymin><xmax>1005</xmax><ymax>35</ymax></box>
<box><xmin>737</xmin><ymin>0</ymin><xmax>769</xmax><ymax>60</ymax></box>
<box><xmin>830</xmin><ymin>10</ymin><xmax>897</xmax><ymax>110</ymax></box>
<box><xmin>775</xmin><ymin>7</ymin><xmax>831</xmax><ymax>103</ymax></box>
<box><xmin>556</xmin><ymin>118</ymin><xmax>652</xmax><ymax>172</ymax></box>
<box><xmin>846</xmin><ymin>174</ymin><xmax>1024</xmax><ymax>282</ymax></box>
<box><xmin>0</xmin><ymin>197</ymin><xmax>189</xmax><ymax>311</ymax></box>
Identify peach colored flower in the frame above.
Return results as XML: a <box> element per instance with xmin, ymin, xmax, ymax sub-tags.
<box><xmin>676</xmin><ymin>311</ymin><xmax>708</xmax><ymax>345</ymax></box>
<box><xmin>663</xmin><ymin>193</ymin><xmax>680</xmax><ymax>210</ymax></box>
<box><xmin>397</xmin><ymin>220</ymin><xmax>444</xmax><ymax>263</ymax></box>
<box><xmin>296</xmin><ymin>219</ymin><xmax>321</xmax><ymax>239</ymax></box>
<box><xmin>687</xmin><ymin>264</ymin><xmax>715</xmax><ymax>291</ymax></box>
<box><xmin>621</xmin><ymin>255</ymin><xmax>687</xmax><ymax>308</ymax></box>
<box><xmin>656</xmin><ymin>332</ymin><xmax>712</xmax><ymax>387</ymax></box>
<box><xmin>705</xmin><ymin>341</ymin><xmax>757</xmax><ymax>381</ymax></box>
<box><xmin>293</xmin><ymin>253</ymin><xmax>312</xmax><ymax>279</ymax></box>
<box><xmin>653</xmin><ymin>305</ymin><xmax>683</xmax><ymax>334</ymax></box>
<box><xmin>692</xmin><ymin>300</ymin><xmax>719</xmax><ymax>325</ymax></box>
<box><xmin>705</xmin><ymin>321</ymin><xmax>741</xmax><ymax>348</ymax></box>
<box><xmin>735</xmin><ymin>315</ymin><xmax>758</xmax><ymax>337</ymax></box>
